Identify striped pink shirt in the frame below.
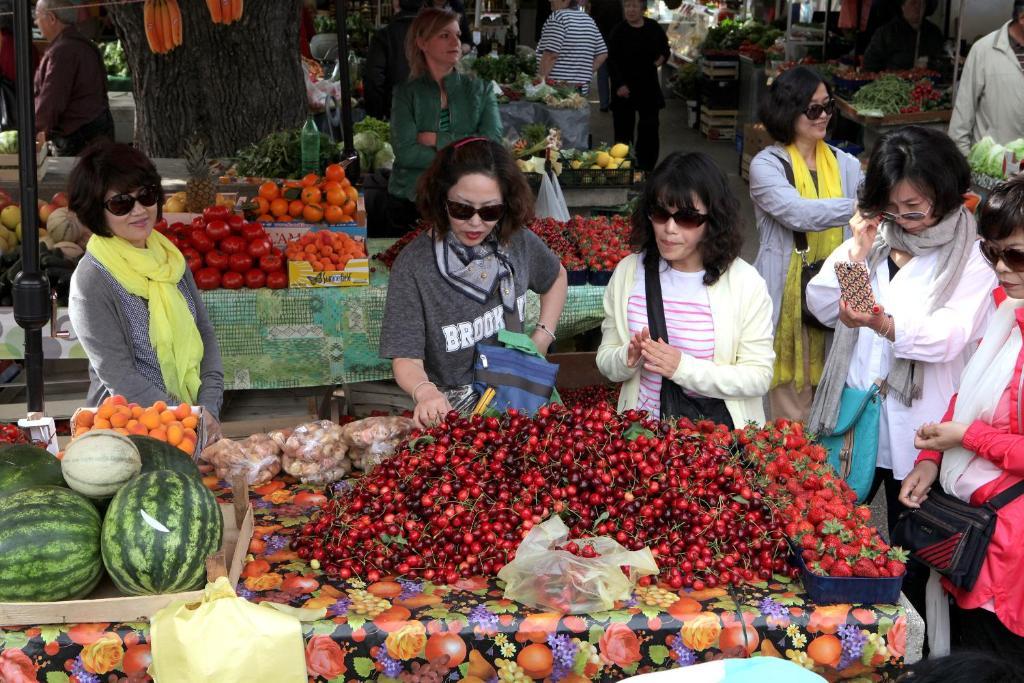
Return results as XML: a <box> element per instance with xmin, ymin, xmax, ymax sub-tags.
<box><xmin>627</xmin><ymin>264</ymin><xmax>714</xmax><ymax>417</ymax></box>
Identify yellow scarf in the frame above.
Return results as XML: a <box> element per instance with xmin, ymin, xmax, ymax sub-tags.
<box><xmin>87</xmin><ymin>230</ymin><xmax>204</xmax><ymax>404</ymax></box>
<box><xmin>772</xmin><ymin>141</ymin><xmax>845</xmax><ymax>390</ymax></box>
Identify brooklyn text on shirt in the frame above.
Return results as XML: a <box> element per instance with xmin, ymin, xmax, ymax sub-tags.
<box><xmin>441</xmin><ymin>295</ymin><xmax>527</xmax><ymax>352</ymax></box>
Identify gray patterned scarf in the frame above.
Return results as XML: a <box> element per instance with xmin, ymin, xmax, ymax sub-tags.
<box><xmin>433</xmin><ymin>230</ymin><xmax>517</xmax><ymax>312</ymax></box>
<box><xmin>808</xmin><ymin>206</ymin><xmax>977</xmax><ymax>434</ymax></box>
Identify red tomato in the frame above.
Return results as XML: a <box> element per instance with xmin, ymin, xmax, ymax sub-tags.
<box><xmin>194</xmin><ymin>267</ymin><xmax>221</xmax><ymax>290</ymax></box>
<box><xmin>229</xmin><ymin>253</ymin><xmax>253</xmax><ymax>273</ymax></box>
<box><xmin>180</xmin><ymin>246</ymin><xmax>200</xmax><ymax>262</ymax></box>
<box><xmin>258</xmin><ymin>253</ymin><xmax>284</xmax><ymax>272</ymax></box>
<box><xmin>153</xmin><ymin>218</ymin><xmax>168</xmax><ymax>233</ymax></box>
<box><xmin>203</xmin><ymin>205</ymin><xmax>231</xmax><ymax>222</ymax></box>
<box><xmin>191</xmin><ymin>216</ymin><xmax>206</xmax><ymax>230</ymax></box>
<box><xmin>227</xmin><ymin>214</ymin><xmax>245</xmax><ymax>232</ymax></box>
<box><xmin>221</xmin><ymin>235</ymin><xmax>247</xmax><ymax>255</ymax></box>
<box><xmin>185</xmin><ymin>253</ymin><xmax>202</xmax><ymax>273</ymax></box>
<box><xmin>248</xmin><ymin>238</ymin><xmax>271</xmax><ymax>259</ymax></box>
<box><xmin>221</xmin><ymin>271</ymin><xmax>244</xmax><ymax>289</ymax></box>
<box><xmin>266</xmin><ymin>271</ymin><xmax>288</xmax><ymax>289</ymax></box>
<box><xmin>244</xmin><ymin>268</ymin><xmax>266</xmax><ymax>289</ymax></box>
<box><xmin>169</xmin><ymin>221</ymin><xmax>188</xmax><ymax>233</ymax></box>
<box><xmin>205</xmin><ymin>250</ymin><xmax>229</xmax><ymax>271</ymax></box>
<box><xmin>168</xmin><ymin>236</ymin><xmax>183</xmax><ymax>250</ymax></box>
<box><xmin>189</xmin><ymin>232</ymin><xmax>215</xmax><ymax>253</ymax></box>
<box><xmin>205</xmin><ymin>219</ymin><xmax>230</xmax><ymax>242</ymax></box>
<box><xmin>241</xmin><ymin>222</ymin><xmax>265</xmax><ymax>241</ymax></box>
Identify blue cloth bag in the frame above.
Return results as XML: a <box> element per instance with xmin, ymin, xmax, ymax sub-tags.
<box><xmin>473</xmin><ymin>329</ymin><xmax>559</xmax><ymax>416</ymax></box>
<box><xmin>818</xmin><ymin>380</ymin><xmax>886</xmax><ymax>503</ymax></box>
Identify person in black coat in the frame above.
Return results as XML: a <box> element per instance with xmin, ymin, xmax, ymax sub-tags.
<box><xmin>364</xmin><ymin>0</ymin><xmax>422</xmax><ymax>120</ymax></box>
<box><xmin>607</xmin><ymin>0</ymin><xmax>669</xmax><ymax>171</ymax></box>
<box><xmin>862</xmin><ymin>0</ymin><xmax>944</xmax><ymax>71</ymax></box>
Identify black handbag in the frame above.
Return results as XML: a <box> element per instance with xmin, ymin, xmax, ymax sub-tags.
<box><xmin>892</xmin><ymin>479</ymin><xmax>1024</xmax><ymax>591</ymax></box>
<box><xmin>0</xmin><ymin>77</ymin><xmax>17</xmax><ymax>131</ymax></box>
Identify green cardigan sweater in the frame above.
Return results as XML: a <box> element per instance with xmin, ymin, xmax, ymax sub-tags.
<box><xmin>387</xmin><ymin>70</ymin><xmax>503</xmax><ymax>202</ymax></box>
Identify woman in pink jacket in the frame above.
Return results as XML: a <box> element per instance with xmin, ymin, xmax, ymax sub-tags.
<box><xmin>900</xmin><ymin>175</ymin><xmax>1024</xmax><ymax>659</ymax></box>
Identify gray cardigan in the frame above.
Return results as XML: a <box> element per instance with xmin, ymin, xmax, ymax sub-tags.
<box><xmin>68</xmin><ymin>256</ymin><xmax>224</xmax><ymax>419</ymax></box>
<box><xmin>749</xmin><ymin>144</ymin><xmax>863</xmax><ymax>329</ymax></box>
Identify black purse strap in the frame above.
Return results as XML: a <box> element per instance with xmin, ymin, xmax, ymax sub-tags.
<box><xmin>986</xmin><ymin>478</ymin><xmax>1024</xmax><ymax>511</ymax></box>
<box><xmin>778</xmin><ymin>157</ymin><xmax>812</xmax><ymax>255</ymax></box>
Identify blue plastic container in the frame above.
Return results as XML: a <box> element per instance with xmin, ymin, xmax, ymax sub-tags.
<box><xmin>791</xmin><ymin>542</ymin><xmax>903</xmax><ymax>605</ymax></box>
<box><xmin>588</xmin><ymin>270</ymin><xmax>613</xmax><ymax>286</ymax></box>
<box><xmin>567</xmin><ymin>270</ymin><xmax>588</xmax><ymax>286</ymax></box>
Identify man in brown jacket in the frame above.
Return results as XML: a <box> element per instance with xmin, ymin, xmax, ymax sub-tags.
<box><xmin>34</xmin><ymin>0</ymin><xmax>113</xmax><ymax>156</ymax></box>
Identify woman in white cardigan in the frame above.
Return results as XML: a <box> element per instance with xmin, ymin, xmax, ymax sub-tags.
<box><xmin>597</xmin><ymin>152</ymin><xmax>776</xmax><ymax>426</ymax></box>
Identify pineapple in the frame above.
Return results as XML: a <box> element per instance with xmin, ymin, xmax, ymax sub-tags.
<box><xmin>184</xmin><ymin>138</ymin><xmax>216</xmax><ymax>213</ymax></box>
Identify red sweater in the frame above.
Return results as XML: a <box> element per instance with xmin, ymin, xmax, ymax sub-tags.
<box><xmin>917</xmin><ymin>289</ymin><xmax>1024</xmax><ymax>636</ymax></box>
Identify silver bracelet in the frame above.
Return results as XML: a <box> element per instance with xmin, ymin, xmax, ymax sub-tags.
<box><xmin>411</xmin><ymin>380</ymin><xmax>436</xmax><ymax>402</ymax></box>
<box><xmin>876</xmin><ymin>314</ymin><xmax>893</xmax><ymax>339</ymax></box>
<box><xmin>536</xmin><ymin>323</ymin><xmax>557</xmax><ymax>341</ymax></box>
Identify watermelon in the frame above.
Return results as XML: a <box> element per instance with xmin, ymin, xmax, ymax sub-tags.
<box><xmin>62</xmin><ymin>429</ymin><xmax>141</xmax><ymax>498</ymax></box>
<box><xmin>128</xmin><ymin>435</ymin><xmax>201</xmax><ymax>479</ymax></box>
<box><xmin>0</xmin><ymin>486</ymin><xmax>103</xmax><ymax>601</ymax></box>
<box><xmin>101</xmin><ymin>470</ymin><xmax>223</xmax><ymax>595</ymax></box>
<box><xmin>0</xmin><ymin>444</ymin><xmax>65</xmax><ymax>497</ymax></box>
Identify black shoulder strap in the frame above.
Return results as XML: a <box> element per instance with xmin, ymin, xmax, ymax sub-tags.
<box><xmin>777</xmin><ymin>156</ymin><xmax>810</xmax><ymax>253</ymax></box>
<box><xmin>987</xmin><ymin>479</ymin><xmax>1024</xmax><ymax>511</ymax></box>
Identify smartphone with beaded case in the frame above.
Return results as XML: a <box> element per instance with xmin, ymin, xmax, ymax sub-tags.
<box><xmin>835</xmin><ymin>261</ymin><xmax>876</xmax><ymax>314</ymax></box>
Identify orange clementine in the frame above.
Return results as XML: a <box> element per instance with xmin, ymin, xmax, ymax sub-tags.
<box><xmin>325</xmin><ymin>163</ymin><xmax>345</xmax><ymax>182</ymax></box>
<box><xmin>325</xmin><ymin>188</ymin><xmax>345</xmax><ymax>206</ymax></box>
<box><xmin>341</xmin><ymin>199</ymin><xmax>357</xmax><ymax>216</ymax></box>
<box><xmin>253</xmin><ymin>196</ymin><xmax>270</xmax><ymax>215</ymax></box>
<box><xmin>345</xmin><ymin>186</ymin><xmax>358</xmax><ymax>202</ymax></box>
<box><xmin>320</xmin><ymin>180</ymin><xmax>341</xmax><ymax>192</ymax></box>
<box><xmin>302</xmin><ymin>203</ymin><xmax>324</xmax><ymax>223</ymax></box>
<box><xmin>301</xmin><ymin>173</ymin><xmax>319</xmax><ymax>187</ymax></box>
<box><xmin>324</xmin><ymin>205</ymin><xmax>346</xmax><ymax>223</ymax></box>
<box><xmin>269</xmin><ymin>198</ymin><xmax>289</xmax><ymax>217</ymax></box>
<box><xmin>258</xmin><ymin>181</ymin><xmax>280</xmax><ymax>201</ymax></box>
<box><xmin>300</xmin><ymin>186</ymin><xmax>321</xmax><ymax>205</ymax></box>
<box><xmin>288</xmin><ymin>200</ymin><xmax>304</xmax><ymax>218</ymax></box>
<box><xmin>257</xmin><ymin>213</ymin><xmax>274</xmax><ymax>223</ymax></box>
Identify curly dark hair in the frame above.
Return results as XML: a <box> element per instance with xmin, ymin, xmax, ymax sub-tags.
<box><xmin>759</xmin><ymin>66</ymin><xmax>835</xmax><ymax>145</ymax></box>
<box><xmin>67</xmin><ymin>141</ymin><xmax>165</xmax><ymax>239</ymax></box>
<box><xmin>979</xmin><ymin>175</ymin><xmax>1024</xmax><ymax>241</ymax></box>
<box><xmin>630</xmin><ymin>152</ymin><xmax>742</xmax><ymax>286</ymax></box>
<box><xmin>416</xmin><ymin>137</ymin><xmax>533</xmax><ymax>244</ymax></box>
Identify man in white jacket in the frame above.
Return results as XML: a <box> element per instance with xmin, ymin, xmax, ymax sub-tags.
<box><xmin>948</xmin><ymin>2</ymin><xmax>1024</xmax><ymax>155</ymax></box>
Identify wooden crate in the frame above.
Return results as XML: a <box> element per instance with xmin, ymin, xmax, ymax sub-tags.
<box><xmin>339</xmin><ymin>380</ymin><xmax>414</xmax><ymax>418</ymax></box>
<box><xmin>700</xmin><ymin>122</ymin><xmax>737</xmax><ymax>141</ymax></box>
<box><xmin>547</xmin><ymin>352</ymin><xmax>603</xmax><ymax>389</ymax></box>
<box><xmin>0</xmin><ymin>501</ymin><xmax>253</xmax><ymax>625</ymax></box>
<box><xmin>0</xmin><ymin>142</ymin><xmax>48</xmax><ymax>182</ymax></box>
<box><xmin>701</xmin><ymin>61</ymin><xmax>739</xmax><ymax>79</ymax></box>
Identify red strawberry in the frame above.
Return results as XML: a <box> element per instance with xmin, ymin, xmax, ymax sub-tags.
<box><xmin>854</xmin><ymin>558</ymin><xmax>880</xmax><ymax>578</ymax></box>
<box><xmin>831</xmin><ymin>560</ymin><xmax>853</xmax><ymax>577</ymax></box>
<box><xmin>886</xmin><ymin>548</ymin><xmax>909</xmax><ymax>576</ymax></box>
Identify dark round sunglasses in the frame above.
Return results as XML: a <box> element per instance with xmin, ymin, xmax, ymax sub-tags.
<box><xmin>104</xmin><ymin>185</ymin><xmax>160</xmax><ymax>216</ymax></box>
<box><xmin>445</xmin><ymin>199</ymin><xmax>505</xmax><ymax>223</ymax></box>
<box><xmin>802</xmin><ymin>99</ymin><xmax>836</xmax><ymax>121</ymax></box>
<box><xmin>981</xmin><ymin>240</ymin><xmax>1024</xmax><ymax>272</ymax></box>
<box><xmin>648</xmin><ymin>205</ymin><xmax>708</xmax><ymax>228</ymax></box>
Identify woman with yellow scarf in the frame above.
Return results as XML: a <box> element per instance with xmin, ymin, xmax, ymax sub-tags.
<box><xmin>67</xmin><ymin>143</ymin><xmax>223</xmax><ymax>439</ymax></box>
<box><xmin>749</xmin><ymin>66</ymin><xmax>863</xmax><ymax>420</ymax></box>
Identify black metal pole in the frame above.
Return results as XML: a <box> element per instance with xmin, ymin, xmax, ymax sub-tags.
<box><xmin>12</xmin><ymin>1</ymin><xmax>49</xmax><ymax>414</ymax></box>
<box><xmin>334</xmin><ymin>0</ymin><xmax>360</xmax><ymax>182</ymax></box>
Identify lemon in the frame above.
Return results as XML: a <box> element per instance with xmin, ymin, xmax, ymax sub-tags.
<box><xmin>606</xmin><ymin>158</ymin><xmax>621</xmax><ymax>170</ymax></box>
<box><xmin>595</xmin><ymin>151</ymin><xmax>611</xmax><ymax>168</ymax></box>
<box><xmin>610</xmin><ymin>143</ymin><xmax>629</xmax><ymax>159</ymax></box>
<box><xmin>589</xmin><ymin>164</ymin><xmax>603</xmax><ymax>170</ymax></box>
<box><xmin>164</xmin><ymin>197</ymin><xmax>186</xmax><ymax>213</ymax></box>
<box><xmin>620</xmin><ymin>160</ymin><xmax>632</xmax><ymax>169</ymax></box>
<box><xmin>570</xmin><ymin>160</ymin><xmax>583</xmax><ymax>170</ymax></box>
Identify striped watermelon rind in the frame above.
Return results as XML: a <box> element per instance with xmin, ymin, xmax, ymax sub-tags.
<box><xmin>61</xmin><ymin>429</ymin><xmax>142</xmax><ymax>498</ymax></box>
<box><xmin>0</xmin><ymin>444</ymin><xmax>66</xmax><ymax>497</ymax></box>
<box><xmin>128</xmin><ymin>435</ymin><xmax>201</xmax><ymax>479</ymax></box>
<box><xmin>0</xmin><ymin>486</ymin><xmax>103</xmax><ymax>602</ymax></box>
<box><xmin>101</xmin><ymin>470</ymin><xmax>223</xmax><ymax>596</ymax></box>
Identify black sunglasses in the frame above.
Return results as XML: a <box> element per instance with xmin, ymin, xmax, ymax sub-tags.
<box><xmin>104</xmin><ymin>185</ymin><xmax>160</xmax><ymax>216</ymax></box>
<box><xmin>981</xmin><ymin>241</ymin><xmax>1024</xmax><ymax>272</ymax></box>
<box><xmin>648</xmin><ymin>205</ymin><xmax>708</xmax><ymax>228</ymax></box>
<box><xmin>802</xmin><ymin>99</ymin><xmax>836</xmax><ymax>121</ymax></box>
<box><xmin>445</xmin><ymin>199</ymin><xmax>505</xmax><ymax>222</ymax></box>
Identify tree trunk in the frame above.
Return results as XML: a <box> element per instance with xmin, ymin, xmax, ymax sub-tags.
<box><xmin>108</xmin><ymin>0</ymin><xmax>307</xmax><ymax>158</ymax></box>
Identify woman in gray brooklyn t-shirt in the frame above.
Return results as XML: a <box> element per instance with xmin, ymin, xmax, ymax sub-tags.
<box><xmin>379</xmin><ymin>138</ymin><xmax>568</xmax><ymax>427</ymax></box>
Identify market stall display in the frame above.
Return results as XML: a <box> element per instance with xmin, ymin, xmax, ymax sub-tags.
<box><xmin>968</xmin><ymin>136</ymin><xmax>1024</xmax><ymax>182</ymax></box>
<box><xmin>846</xmin><ymin>75</ymin><xmax>949</xmax><ymax>117</ymax></box>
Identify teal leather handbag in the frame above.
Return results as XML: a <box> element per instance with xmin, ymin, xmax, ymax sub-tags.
<box><xmin>819</xmin><ymin>380</ymin><xmax>887</xmax><ymax>503</ymax></box>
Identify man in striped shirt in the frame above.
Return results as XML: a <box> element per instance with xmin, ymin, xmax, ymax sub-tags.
<box><xmin>536</xmin><ymin>0</ymin><xmax>607</xmax><ymax>95</ymax></box>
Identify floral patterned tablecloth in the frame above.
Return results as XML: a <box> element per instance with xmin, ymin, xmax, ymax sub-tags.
<box><xmin>0</xmin><ymin>479</ymin><xmax>913</xmax><ymax>683</ymax></box>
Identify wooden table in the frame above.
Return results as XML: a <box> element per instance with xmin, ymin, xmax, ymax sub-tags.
<box><xmin>834</xmin><ymin>98</ymin><xmax>952</xmax><ymax>152</ymax></box>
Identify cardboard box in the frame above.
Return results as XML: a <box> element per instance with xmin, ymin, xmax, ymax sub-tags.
<box><xmin>70</xmin><ymin>404</ymin><xmax>207</xmax><ymax>462</ymax></box>
<box><xmin>742</xmin><ymin>123</ymin><xmax>774</xmax><ymax>158</ymax></box>
<box><xmin>0</xmin><ymin>502</ymin><xmax>253</xmax><ymax>626</ymax></box>
<box><xmin>264</xmin><ymin>213</ymin><xmax>367</xmax><ymax>251</ymax></box>
<box><xmin>0</xmin><ymin>141</ymin><xmax>48</xmax><ymax>182</ymax></box>
<box><xmin>286</xmin><ymin>223</ymin><xmax>370</xmax><ymax>287</ymax></box>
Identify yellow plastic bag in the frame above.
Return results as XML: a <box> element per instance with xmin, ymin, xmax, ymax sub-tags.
<box><xmin>497</xmin><ymin>516</ymin><xmax>658</xmax><ymax>614</ymax></box>
<box><xmin>149</xmin><ymin>576</ymin><xmax>307</xmax><ymax>683</ymax></box>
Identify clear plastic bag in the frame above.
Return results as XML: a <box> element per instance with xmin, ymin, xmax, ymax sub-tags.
<box><xmin>496</xmin><ymin>516</ymin><xmax>658</xmax><ymax>614</ymax></box>
<box><xmin>200</xmin><ymin>437</ymin><xmax>281</xmax><ymax>486</ymax></box>
<box><xmin>280</xmin><ymin>420</ymin><xmax>350</xmax><ymax>484</ymax></box>
<box><xmin>340</xmin><ymin>416</ymin><xmax>415</xmax><ymax>472</ymax></box>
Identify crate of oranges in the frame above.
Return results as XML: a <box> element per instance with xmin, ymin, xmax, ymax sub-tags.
<box><xmin>247</xmin><ymin>163</ymin><xmax>364</xmax><ymax>227</ymax></box>
<box><xmin>285</xmin><ymin>226</ymin><xmax>369</xmax><ymax>287</ymax></box>
<box><xmin>71</xmin><ymin>395</ymin><xmax>206</xmax><ymax>458</ymax></box>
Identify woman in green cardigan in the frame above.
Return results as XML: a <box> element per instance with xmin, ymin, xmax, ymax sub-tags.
<box><xmin>384</xmin><ymin>6</ymin><xmax>503</xmax><ymax>237</ymax></box>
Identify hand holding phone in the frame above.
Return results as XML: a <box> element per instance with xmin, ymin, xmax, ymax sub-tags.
<box><xmin>835</xmin><ymin>261</ymin><xmax>876</xmax><ymax>314</ymax></box>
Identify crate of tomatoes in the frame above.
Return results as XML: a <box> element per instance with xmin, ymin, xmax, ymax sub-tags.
<box><xmin>158</xmin><ymin>206</ymin><xmax>289</xmax><ymax>291</ymax></box>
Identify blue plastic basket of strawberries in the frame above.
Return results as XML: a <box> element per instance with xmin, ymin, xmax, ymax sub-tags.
<box><xmin>788</xmin><ymin>531</ymin><xmax>905</xmax><ymax>605</ymax></box>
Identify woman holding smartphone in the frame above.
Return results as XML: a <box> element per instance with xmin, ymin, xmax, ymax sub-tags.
<box><xmin>804</xmin><ymin>126</ymin><xmax>996</xmax><ymax>613</ymax></box>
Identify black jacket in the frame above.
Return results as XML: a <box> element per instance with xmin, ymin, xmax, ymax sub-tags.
<box><xmin>863</xmin><ymin>16</ymin><xmax>945</xmax><ymax>72</ymax></box>
<box><xmin>607</xmin><ymin>19</ymin><xmax>670</xmax><ymax>110</ymax></box>
<box><xmin>364</xmin><ymin>11</ymin><xmax>418</xmax><ymax>119</ymax></box>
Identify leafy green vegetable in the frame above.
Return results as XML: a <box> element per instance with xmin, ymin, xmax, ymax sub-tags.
<box><xmin>851</xmin><ymin>75</ymin><xmax>911</xmax><ymax>115</ymax></box>
<box><xmin>354</xmin><ymin>131</ymin><xmax>382</xmax><ymax>157</ymax></box>
<box><xmin>0</xmin><ymin>130</ymin><xmax>16</xmax><ymax>154</ymax></box>
<box><xmin>101</xmin><ymin>41</ymin><xmax>128</xmax><ymax>78</ymax></box>
<box><xmin>354</xmin><ymin>116</ymin><xmax>390</xmax><ymax>144</ymax></box>
<box><xmin>471</xmin><ymin>53</ymin><xmax>537</xmax><ymax>84</ymax></box>
<box><xmin>235</xmin><ymin>128</ymin><xmax>339</xmax><ymax>179</ymax></box>
<box><xmin>373</xmin><ymin>143</ymin><xmax>394</xmax><ymax>171</ymax></box>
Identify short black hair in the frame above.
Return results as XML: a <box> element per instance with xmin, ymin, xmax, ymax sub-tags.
<box><xmin>67</xmin><ymin>142</ymin><xmax>164</xmax><ymax>238</ymax></box>
<box><xmin>758</xmin><ymin>66</ymin><xmax>834</xmax><ymax>145</ymax></box>
<box><xmin>858</xmin><ymin>125</ymin><xmax>969</xmax><ymax>220</ymax></box>
<box><xmin>979</xmin><ymin>175</ymin><xmax>1024</xmax><ymax>241</ymax></box>
<box><xmin>896</xmin><ymin>650</ymin><xmax>1024</xmax><ymax>683</ymax></box>
<box><xmin>630</xmin><ymin>152</ymin><xmax>742</xmax><ymax>286</ymax></box>
<box><xmin>1014</xmin><ymin>0</ymin><xmax>1024</xmax><ymax>21</ymax></box>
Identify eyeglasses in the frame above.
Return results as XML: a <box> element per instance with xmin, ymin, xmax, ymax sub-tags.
<box><xmin>802</xmin><ymin>99</ymin><xmax>836</xmax><ymax>121</ymax></box>
<box><xmin>878</xmin><ymin>203</ymin><xmax>932</xmax><ymax>223</ymax></box>
<box><xmin>981</xmin><ymin>241</ymin><xmax>1024</xmax><ymax>272</ymax></box>
<box><xmin>445</xmin><ymin>199</ymin><xmax>505</xmax><ymax>222</ymax></box>
<box><xmin>103</xmin><ymin>185</ymin><xmax>160</xmax><ymax>216</ymax></box>
<box><xmin>648</xmin><ymin>205</ymin><xmax>708</xmax><ymax>228</ymax></box>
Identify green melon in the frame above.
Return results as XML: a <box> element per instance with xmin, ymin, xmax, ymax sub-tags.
<box><xmin>101</xmin><ymin>470</ymin><xmax>223</xmax><ymax>596</ymax></box>
<box><xmin>61</xmin><ymin>429</ymin><xmax>141</xmax><ymax>498</ymax></box>
<box><xmin>128</xmin><ymin>435</ymin><xmax>201</xmax><ymax>479</ymax></box>
<box><xmin>0</xmin><ymin>486</ymin><xmax>103</xmax><ymax>601</ymax></box>
<box><xmin>0</xmin><ymin>444</ymin><xmax>65</xmax><ymax>497</ymax></box>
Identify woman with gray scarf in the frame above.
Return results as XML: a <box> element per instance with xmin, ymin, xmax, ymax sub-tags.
<box><xmin>805</xmin><ymin>126</ymin><xmax>997</xmax><ymax>535</ymax></box>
